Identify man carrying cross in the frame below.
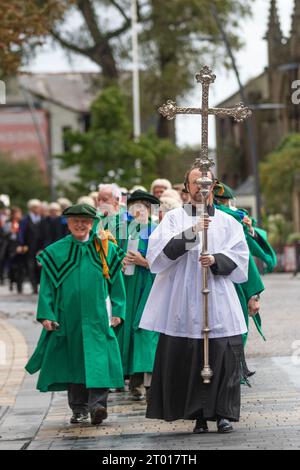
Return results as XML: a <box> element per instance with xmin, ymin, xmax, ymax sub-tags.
<box><xmin>139</xmin><ymin>66</ymin><xmax>252</xmax><ymax>433</ymax></box>
<box><xmin>140</xmin><ymin>165</ymin><xmax>250</xmax><ymax>433</ymax></box>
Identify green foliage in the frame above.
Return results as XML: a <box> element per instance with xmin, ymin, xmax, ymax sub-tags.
<box><xmin>139</xmin><ymin>0</ymin><xmax>251</xmax><ymax>100</ymax></box>
<box><xmin>0</xmin><ymin>0</ymin><xmax>71</xmax><ymax>76</ymax></box>
<box><xmin>265</xmin><ymin>214</ymin><xmax>293</xmax><ymax>250</ymax></box>
<box><xmin>58</xmin><ymin>86</ymin><xmax>178</xmax><ymax>191</ymax></box>
<box><xmin>49</xmin><ymin>0</ymin><xmax>252</xmax><ymax>139</ymax></box>
<box><xmin>260</xmin><ymin>134</ymin><xmax>300</xmax><ymax>218</ymax></box>
<box><xmin>287</xmin><ymin>232</ymin><xmax>300</xmax><ymax>244</ymax></box>
<box><xmin>0</xmin><ymin>154</ymin><xmax>49</xmax><ymax>209</ymax></box>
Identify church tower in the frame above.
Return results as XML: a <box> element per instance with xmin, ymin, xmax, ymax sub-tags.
<box><xmin>289</xmin><ymin>0</ymin><xmax>300</xmax><ymax>62</ymax></box>
<box><xmin>265</xmin><ymin>0</ymin><xmax>286</xmax><ymax>67</ymax></box>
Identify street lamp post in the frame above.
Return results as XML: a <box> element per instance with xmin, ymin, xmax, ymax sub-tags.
<box><xmin>131</xmin><ymin>0</ymin><xmax>141</xmax><ymax>142</ymax></box>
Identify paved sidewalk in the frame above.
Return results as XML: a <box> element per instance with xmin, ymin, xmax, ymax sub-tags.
<box><xmin>0</xmin><ymin>274</ymin><xmax>300</xmax><ymax>450</ymax></box>
<box><xmin>25</xmin><ymin>356</ymin><xmax>300</xmax><ymax>450</ymax></box>
<box><xmin>0</xmin><ymin>319</ymin><xmax>27</xmax><ymax>409</ymax></box>
<box><xmin>0</xmin><ymin>286</ymin><xmax>51</xmax><ymax>450</ymax></box>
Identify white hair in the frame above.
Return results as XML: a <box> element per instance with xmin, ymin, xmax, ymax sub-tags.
<box><xmin>77</xmin><ymin>196</ymin><xmax>96</xmax><ymax>208</ymax></box>
<box><xmin>27</xmin><ymin>199</ymin><xmax>42</xmax><ymax>209</ymax></box>
<box><xmin>89</xmin><ymin>191</ymin><xmax>99</xmax><ymax>199</ymax></box>
<box><xmin>98</xmin><ymin>183</ymin><xmax>122</xmax><ymax>200</ymax></box>
<box><xmin>0</xmin><ymin>194</ymin><xmax>10</xmax><ymax>207</ymax></box>
<box><xmin>150</xmin><ymin>179</ymin><xmax>172</xmax><ymax>193</ymax></box>
<box><xmin>161</xmin><ymin>189</ymin><xmax>182</xmax><ymax>202</ymax></box>
<box><xmin>160</xmin><ymin>196</ymin><xmax>182</xmax><ymax>214</ymax></box>
<box><xmin>130</xmin><ymin>185</ymin><xmax>147</xmax><ymax>193</ymax></box>
<box><xmin>57</xmin><ymin>197</ymin><xmax>72</xmax><ymax>211</ymax></box>
<box><xmin>49</xmin><ymin>202</ymin><xmax>61</xmax><ymax>211</ymax></box>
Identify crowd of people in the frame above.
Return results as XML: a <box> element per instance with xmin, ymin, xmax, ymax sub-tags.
<box><xmin>0</xmin><ymin>179</ymin><xmax>186</xmax><ymax>295</ymax></box>
<box><xmin>1</xmin><ymin>172</ymin><xmax>277</xmax><ymax>433</ymax></box>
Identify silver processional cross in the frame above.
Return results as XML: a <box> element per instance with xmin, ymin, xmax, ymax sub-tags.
<box><xmin>158</xmin><ymin>65</ymin><xmax>252</xmax><ymax>384</ymax></box>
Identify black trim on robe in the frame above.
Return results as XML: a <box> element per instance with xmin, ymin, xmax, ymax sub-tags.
<box><xmin>163</xmin><ymin>227</ymin><xmax>199</xmax><ymax>260</ymax></box>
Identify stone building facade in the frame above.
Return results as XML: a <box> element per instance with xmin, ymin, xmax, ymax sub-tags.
<box><xmin>216</xmin><ymin>0</ymin><xmax>300</xmax><ymax>229</ymax></box>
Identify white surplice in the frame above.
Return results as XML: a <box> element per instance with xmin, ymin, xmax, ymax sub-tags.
<box><xmin>139</xmin><ymin>206</ymin><xmax>249</xmax><ymax>339</ymax></box>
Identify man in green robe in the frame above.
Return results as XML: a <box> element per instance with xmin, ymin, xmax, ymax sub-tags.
<box><xmin>93</xmin><ymin>183</ymin><xmax>126</xmax><ymax>244</ymax></box>
<box><xmin>25</xmin><ymin>203</ymin><xmax>126</xmax><ymax>426</ymax></box>
<box><xmin>116</xmin><ymin>190</ymin><xmax>159</xmax><ymax>401</ymax></box>
<box><xmin>214</xmin><ymin>183</ymin><xmax>277</xmax><ymax>273</ymax></box>
<box><xmin>213</xmin><ymin>183</ymin><xmax>275</xmax><ymax>378</ymax></box>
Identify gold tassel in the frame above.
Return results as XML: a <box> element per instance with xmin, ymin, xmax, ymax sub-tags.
<box><xmin>214</xmin><ymin>179</ymin><xmax>225</xmax><ymax>196</ymax></box>
<box><xmin>94</xmin><ymin>230</ymin><xmax>118</xmax><ymax>279</ymax></box>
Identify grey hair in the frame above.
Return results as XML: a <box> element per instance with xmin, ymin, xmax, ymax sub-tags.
<box><xmin>150</xmin><ymin>178</ymin><xmax>172</xmax><ymax>193</ymax></box>
<box><xmin>98</xmin><ymin>183</ymin><xmax>122</xmax><ymax>200</ymax></box>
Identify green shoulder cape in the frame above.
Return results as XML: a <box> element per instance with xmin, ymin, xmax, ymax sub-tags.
<box><xmin>37</xmin><ymin>233</ymin><xmax>125</xmax><ymax>288</ymax></box>
<box><xmin>215</xmin><ymin>204</ymin><xmax>266</xmax><ymax>342</ymax></box>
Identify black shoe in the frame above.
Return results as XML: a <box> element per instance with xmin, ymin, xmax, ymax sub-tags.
<box><xmin>217</xmin><ymin>418</ymin><xmax>234</xmax><ymax>433</ymax></box>
<box><xmin>193</xmin><ymin>418</ymin><xmax>209</xmax><ymax>434</ymax></box>
<box><xmin>131</xmin><ymin>393</ymin><xmax>145</xmax><ymax>401</ymax></box>
<box><xmin>70</xmin><ymin>412</ymin><xmax>89</xmax><ymax>424</ymax></box>
<box><xmin>246</xmin><ymin>370</ymin><xmax>256</xmax><ymax>378</ymax></box>
<box><xmin>90</xmin><ymin>406</ymin><xmax>108</xmax><ymax>425</ymax></box>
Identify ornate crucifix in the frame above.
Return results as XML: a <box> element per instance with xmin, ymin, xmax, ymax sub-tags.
<box><xmin>159</xmin><ymin>65</ymin><xmax>252</xmax><ymax>384</ymax></box>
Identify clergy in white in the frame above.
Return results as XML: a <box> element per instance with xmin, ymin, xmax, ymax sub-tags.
<box><xmin>140</xmin><ymin>165</ymin><xmax>250</xmax><ymax>434</ymax></box>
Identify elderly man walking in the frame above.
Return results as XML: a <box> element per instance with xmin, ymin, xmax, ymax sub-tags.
<box><xmin>19</xmin><ymin>199</ymin><xmax>44</xmax><ymax>294</ymax></box>
<box><xmin>25</xmin><ymin>203</ymin><xmax>126</xmax><ymax>425</ymax></box>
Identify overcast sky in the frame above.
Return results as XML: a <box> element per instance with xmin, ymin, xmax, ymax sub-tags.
<box><xmin>26</xmin><ymin>0</ymin><xmax>294</xmax><ymax>149</ymax></box>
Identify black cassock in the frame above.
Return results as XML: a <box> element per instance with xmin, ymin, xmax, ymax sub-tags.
<box><xmin>146</xmin><ymin>206</ymin><xmax>246</xmax><ymax>422</ymax></box>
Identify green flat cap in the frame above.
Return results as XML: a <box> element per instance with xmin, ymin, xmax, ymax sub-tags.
<box><xmin>127</xmin><ymin>190</ymin><xmax>160</xmax><ymax>206</ymax></box>
<box><xmin>62</xmin><ymin>203</ymin><xmax>98</xmax><ymax>219</ymax></box>
<box><xmin>214</xmin><ymin>182</ymin><xmax>235</xmax><ymax>200</ymax></box>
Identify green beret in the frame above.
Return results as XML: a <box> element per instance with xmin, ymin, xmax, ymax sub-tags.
<box><xmin>127</xmin><ymin>190</ymin><xmax>160</xmax><ymax>206</ymax></box>
<box><xmin>214</xmin><ymin>182</ymin><xmax>235</xmax><ymax>200</ymax></box>
<box><xmin>62</xmin><ymin>203</ymin><xmax>98</xmax><ymax>219</ymax></box>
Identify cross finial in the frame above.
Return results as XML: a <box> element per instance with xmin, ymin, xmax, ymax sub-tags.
<box><xmin>195</xmin><ymin>66</ymin><xmax>216</xmax><ymax>85</ymax></box>
<box><xmin>158</xmin><ymin>65</ymin><xmax>251</xmax><ymax>163</ymax></box>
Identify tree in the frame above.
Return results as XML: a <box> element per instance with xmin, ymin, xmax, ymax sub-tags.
<box><xmin>265</xmin><ymin>214</ymin><xmax>292</xmax><ymax>252</ymax></box>
<box><xmin>58</xmin><ymin>86</ymin><xmax>178</xmax><ymax>192</ymax></box>
<box><xmin>0</xmin><ymin>0</ymin><xmax>71</xmax><ymax>76</ymax></box>
<box><xmin>49</xmin><ymin>0</ymin><xmax>251</xmax><ymax>138</ymax></box>
<box><xmin>260</xmin><ymin>134</ymin><xmax>300</xmax><ymax>219</ymax></box>
<box><xmin>0</xmin><ymin>154</ymin><xmax>49</xmax><ymax>209</ymax></box>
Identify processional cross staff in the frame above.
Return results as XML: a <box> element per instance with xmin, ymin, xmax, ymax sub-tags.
<box><xmin>159</xmin><ymin>65</ymin><xmax>252</xmax><ymax>384</ymax></box>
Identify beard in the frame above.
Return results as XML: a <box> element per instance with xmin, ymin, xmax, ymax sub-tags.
<box><xmin>191</xmin><ymin>191</ymin><xmax>203</xmax><ymax>203</ymax></box>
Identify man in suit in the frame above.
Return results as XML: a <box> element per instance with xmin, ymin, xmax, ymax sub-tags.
<box><xmin>19</xmin><ymin>199</ymin><xmax>44</xmax><ymax>294</ymax></box>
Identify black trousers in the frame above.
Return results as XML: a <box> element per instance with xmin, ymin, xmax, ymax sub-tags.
<box><xmin>27</xmin><ymin>256</ymin><xmax>40</xmax><ymax>292</ymax></box>
<box><xmin>68</xmin><ymin>384</ymin><xmax>109</xmax><ymax>414</ymax></box>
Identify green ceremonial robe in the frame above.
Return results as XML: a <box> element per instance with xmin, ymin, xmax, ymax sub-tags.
<box><xmin>25</xmin><ymin>234</ymin><xmax>126</xmax><ymax>392</ymax></box>
<box><xmin>116</xmin><ymin>219</ymin><xmax>159</xmax><ymax>376</ymax></box>
<box><xmin>214</xmin><ymin>204</ymin><xmax>277</xmax><ymax>272</ymax></box>
<box><xmin>215</xmin><ymin>204</ymin><xmax>265</xmax><ymax>344</ymax></box>
<box><xmin>248</xmin><ymin>226</ymin><xmax>277</xmax><ymax>273</ymax></box>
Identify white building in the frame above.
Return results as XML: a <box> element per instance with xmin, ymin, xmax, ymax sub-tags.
<box><xmin>0</xmin><ymin>73</ymin><xmax>101</xmax><ymax>196</ymax></box>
